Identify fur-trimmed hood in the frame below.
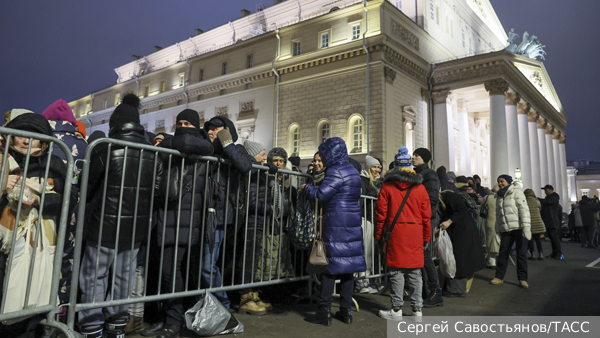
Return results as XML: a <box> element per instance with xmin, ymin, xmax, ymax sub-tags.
<box><xmin>380</xmin><ymin>168</ymin><xmax>423</xmax><ymax>187</ymax></box>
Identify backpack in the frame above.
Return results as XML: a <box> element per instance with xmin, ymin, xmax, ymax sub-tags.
<box><xmin>459</xmin><ymin>192</ymin><xmax>480</xmax><ymax>221</ymax></box>
<box><xmin>290</xmin><ymin>190</ymin><xmax>316</xmax><ymax>250</ymax></box>
<box><xmin>479</xmin><ymin>195</ymin><xmax>489</xmax><ymax>219</ymax></box>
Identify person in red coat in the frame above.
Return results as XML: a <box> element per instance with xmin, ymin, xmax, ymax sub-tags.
<box><xmin>375</xmin><ymin>147</ymin><xmax>431</xmax><ymax>319</ymax></box>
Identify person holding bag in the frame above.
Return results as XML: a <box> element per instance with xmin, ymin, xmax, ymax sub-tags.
<box><xmin>301</xmin><ymin>137</ymin><xmax>364</xmax><ymax>326</ymax></box>
<box><xmin>375</xmin><ymin>147</ymin><xmax>431</xmax><ymax>319</ymax></box>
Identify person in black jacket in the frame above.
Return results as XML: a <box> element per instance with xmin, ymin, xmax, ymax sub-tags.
<box><xmin>412</xmin><ymin>148</ymin><xmax>444</xmax><ymax>307</ymax></box>
<box><xmin>578</xmin><ymin>196</ymin><xmax>600</xmax><ymax>248</ymax></box>
<box><xmin>539</xmin><ymin>184</ymin><xmax>563</xmax><ymax>260</ymax></box>
<box><xmin>78</xmin><ymin>94</ymin><xmax>156</xmax><ymax>338</ymax></box>
<box><xmin>436</xmin><ymin>166</ymin><xmax>460</xmax><ymax>193</ymax></box>
<box><xmin>203</xmin><ymin>116</ymin><xmax>253</xmax><ymax>310</ymax></box>
<box><xmin>145</xmin><ymin>109</ymin><xmax>214</xmax><ymax>338</ymax></box>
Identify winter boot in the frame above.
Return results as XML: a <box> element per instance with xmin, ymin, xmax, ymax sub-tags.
<box><xmin>238</xmin><ymin>292</ymin><xmax>268</xmax><ymax>315</ymax></box>
<box><xmin>423</xmin><ymin>288</ymin><xmax>444</xmax><ymax>308</ymax></box>
<box><xmin>125</xmin><ymin>315</ymin><xmax>144</xmax><ymax>334</ymax></box>
<box><xmin>252</xmin><ymin>291</ymin><xmax>273</xmax><ymax>311</ymax></box>
<box><xmin>80</xmin><ymin>326</ymin><xmax>103</xmax><ymax>338</ymax></box>
<box><xmin>334</xmin><ymin>307</ymin><xmax>353</xmax><ymax>324</ymax></box>
<box><xmin>105</xmin><ymin>317</ymin><xmax>127</xmax><ymax>338</ymax></box>
<box><xmin>308</xmin><ymin>306</ymin><xmax>332</xmax><ymax>326</ymax></box>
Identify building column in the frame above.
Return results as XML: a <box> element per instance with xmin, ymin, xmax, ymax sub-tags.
<box><xmin>556</xmin><ymin>132</ymin><xmax>568</xmax><ymax>209</ymax></box>
<box><xmin>527</xmin><ymin>110</ymin><xmax>542</xmax><ymax>194</ymax></box>
<box><xmin>457</xmin><ymin>99</ymin><xmax>471</xmax><ymax>175</ymax></box>
<box><xmin>505</xmin><ymin>92</ymin><xmax>521</xmax><ymax>178</ymax></box>
<box><xmin>485</xmin><ymin>80</ymin><xmax>510</xmax><ymax>182</ymax></box>
<box><xmin>517</xmin><ymin>101</ymin><xmax>532</xmax><ymax>189</ymax></box>
<box><xmin>567</xmin><ymin>165</ymin><xmax>577</xmax><ymax>204</ymax></box>
<box><xmin>545</xmin><ymin>124</ymin><xmax>557</xmax><ymax>189</ymax></box>
<box><xmin>432</xmin><ymin>90</ymin><xmax>455</xmax><ymax>171</ymax></box>
<box><xmin>537</xmin><ymin>118</ymin><xmax>549</xmax><ymax>195</ymax></box>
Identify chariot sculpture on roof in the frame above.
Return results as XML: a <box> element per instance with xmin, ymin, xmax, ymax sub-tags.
<box><xmin>505</xmin><ymin>29</ymin><xmax>546</xmax><ymax>60</ymax></box>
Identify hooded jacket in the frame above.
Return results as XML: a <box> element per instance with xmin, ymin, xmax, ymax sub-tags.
<box><xmin>539</xmin><ymin>192</ymin><xmax>561</xmax><ymax>230</ymax></box>
<box><xmin>524</xmin><ymin>189</ymin><xmax>546</xmax><ymax>234</ymax></box>
<box><xmin>304</xmin><ymin>137</ymin><xmax>365</xmax><ymax>275</ymax></box>
<box><xmin>374</xmin><ymin>169</ymin><xmax>431</xmax><ymax>269</ymax></box>
<box><xmin>579</xmin><ymin>197</ymin><xmax>600</xmax><ymax>228</ymax></box>
<box><xmin>495</xmin><ymin>184</ymin><xmax>531</xmax><ymax>233</ymax></box>
<box><xmin>414</xmin><ymin>163</ymin><xmax>439</xmax><ymax>217</ymax></box>
<box><xmin>84</xmin><ymin>122</ymin><xmax>156</xmax><ymax>248</ymax></box>
<box><xmin>436</xmin><ymin>166</ymin><xmax>460</xmax><ymax>193</ymax></box>
<box><xmin>155</xmin><ymin>127</ymin><xmax>214</xmax><ymax>246</ymax></box>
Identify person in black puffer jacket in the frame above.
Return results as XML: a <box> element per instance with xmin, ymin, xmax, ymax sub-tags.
<box><xmin>78</xmin><ymin>94</ymin><xmax>156</xmax><ymax>338</ymax></box>
<box><xmin>203</xmin><ymin>116</ymin><xmax>253</xmax><ymax>311</ymax></box>
<box><xmin>149</xmin><ymin>109</ymin><xmax>214</xmax><ymax>338</ymax></box>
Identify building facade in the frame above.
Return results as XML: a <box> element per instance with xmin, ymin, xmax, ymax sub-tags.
<box><xmin>567</xmin><ymin>160</ymin><xmax>600</xmax><ymax>202</ymax></box>
<box><xmin>71</xmin><ymin>0</ymin><xmax>570</xmax><ymax>208</ymax></box>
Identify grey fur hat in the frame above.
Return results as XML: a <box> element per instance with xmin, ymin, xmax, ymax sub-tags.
<box><xmin>267</xmin><ymin>147</ymin><xmax>288</xmax><ymax>165</ymax></box>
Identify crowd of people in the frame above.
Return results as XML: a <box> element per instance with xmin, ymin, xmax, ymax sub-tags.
<box><xmin>1</xmin><ymin>94</ymin><xmax>598</xmax><ymax>338</ymax></box>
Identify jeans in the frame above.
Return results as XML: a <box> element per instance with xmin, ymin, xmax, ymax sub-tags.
<box><xmin>495</xmin><ymin>230</ymin><xmax>528</xmax><ymax>281</ymax></box>
<box><xmin>389</xmin><ymin>268</ymin><xmax>422</xmax><ymax>311</ymax></box>
<box><xmin>319</xmin><ymin>273</ymin><xmax>354</xmax><ymax>309</ymax></box>
<box><xmin>201</xmin><ymin>229</ymin><xmax>230</xmax><ymax>309</ymax></box>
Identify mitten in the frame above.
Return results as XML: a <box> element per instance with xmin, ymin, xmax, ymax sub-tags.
<box><xmin>266</xmin><ymin>162</ymin><xmax>278</xmax><ymax>174</ymax></box>
<box><xmin>217</xmin><ymin>128</ymin><xmax>233</xmax><ymax>148</ymax></box>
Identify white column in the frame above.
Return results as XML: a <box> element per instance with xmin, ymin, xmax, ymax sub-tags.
<box><xmin>432</xmin><ymin>90</ymin><xmax>455</xmax><ymax>170</ymax></box>
<box><xmin>475</xmin><ymin>118</ymin><xmax>484</xmax><ymax>179</ymax></box>
<box><xmin>537</xmin><ymin>119</ymin><xmax>549</xmax><ymax>195</ymax></box>
<box><xmin>528</xmin><ymin>110</ymin><xmax>542</xmax><ymax>193</ymax></box>
<box><xmin>556</xmin><ymin>133</ymin><xmax>568</xmax><ymax>209</ymax></box>
<box><xmin>567</xmin><ymin>166</ymin><xmax>577</xmax><ymax>203</ymax></box>
<box><xmin>505</xmin><ymin>92</ymin><xmax>521</xmax><ymax>178</ymax></box>
<box><xmin>457</xmin><ymin>99</ymin><xmax>471</xmax><ymax>175</ymax></box>
<box><xmin>545</xmin><ymin>125</ymin><xmax>556</xmax><ymax>189</ymax></box>
<box><xmin>552</xmin><ymin>134</ymin><xmax>562</xmax><ymax>202</ymax></box>
<box><xmin>485</xmin><ymin>80</ymin><xmax>510</xmax><ymax>182</ymax></box>
<box><xmin>517</xmin><ymin>101</ymin><xmax>532</xmax><ymax>189</ymax></box>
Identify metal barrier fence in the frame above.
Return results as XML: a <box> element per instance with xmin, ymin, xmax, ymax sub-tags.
<box><xmin>0</xmin><ymin>127</ymin><xmax>74</xmax><ymax>336</ymax></box>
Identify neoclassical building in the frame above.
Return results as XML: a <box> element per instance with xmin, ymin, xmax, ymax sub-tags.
<box><xmin>70</xmin><ymin>0</ymin><xmax>569</xmax><ymax>208</ymax></box>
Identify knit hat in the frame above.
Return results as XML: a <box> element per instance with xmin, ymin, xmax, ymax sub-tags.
<box><xmin>394</xmin><ymin>146</ymin><xmax>412</xmax><ymax>169</ymax></box>
<box><xmin>289</xmin><ymin>156</ymin><xmax>301</xmax><ymax>168</ymax></box>
<box><xmin>5</xmin><ymin>113</ymin><xmax>53</xmax><ymax>137</ymax></box>
<box><xmin>447</xmin><ymin>171</ymin><xmax>457</xmax><ymax>181</ymax></box>
<box><xmin>42</xmin><ymin>99</ymin><xmax>77</xmax><ymax>125</ymax></box>
<box><xmin>10</xmin><ymin>109</ymin><xmax>34</xmax><ymax>121</ymax></box>
<box><xmin>109</xmin><ymin>94</ymin><xmax>140</xmax><ymax>129</ymax></box>
<box><xmin>176</xmin><ymin>109</ymin><xmax>200</xmax><ymax>129</ymax></box>
<box><xmin>267</xmin><ymin>147</ymin><xmax>288</xmax><ymax>165</ymax></box>
<box><xmin>87</xmin><ymin>130</ymin><xmax>106</xmax><ymax>144</ymax></box>
<box><xmin>413</xmin><ymin>148</ymin><xmax>432</xmax><ymax>164</ymax></box>
<box><xmin>365</xmin><ymin>155</ymin><xmax>379</xmax><ymax>169</ymax></box>
<box><xmin>243</xmin><ymin>140</ymin><xmax>265</xmax><ymax>158</ymax></box>
<box><xmin>75</xmin><ymin>121</ymin><xmax>86</xmax><ymax>138</ymax></box>
<box><xmin>498</xmin><ymin>174</ymin><xmax>513</xmax><ymax>185</ymax></box>
<box><xmin>456</xmin><ymin>176</ymin><xmax>468</xmax><ymax>184</ymax></box>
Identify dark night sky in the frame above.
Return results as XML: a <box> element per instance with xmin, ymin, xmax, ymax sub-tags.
<box><xmin>1</xmin><ymin>0</ymin><xmax>599</xmax><ymax>160</ymax></box>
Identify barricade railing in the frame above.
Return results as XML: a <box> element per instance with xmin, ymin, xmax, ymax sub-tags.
<box><xmin>0</xmin><ymin>127</ymin><xmax>75</xmax><ymax>337</ymax></box>
<box><xmin>66</xmin><ymin>137</ymin><xmax>315</xmax><ymax>332</ymax></box>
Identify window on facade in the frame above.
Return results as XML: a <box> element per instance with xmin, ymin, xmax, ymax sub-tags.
<box><xmin>159</xmin><ymin>104</ymin><xmax>164</xmax><ymax>110</ymax></box>
<box><xmin>351</xmin><ymin>24</ymin><xmax>360</xmax><ymax>40</ymax></box>
<box><xmin>292</xmin><ymin>41</ymin><xmax>301</xmax><ymax>56</ymax></box>
<box><xmin>199</xmin><ymin>69</ymin><xmax>204</xmax><ymax>82</ymax></box>
<box><xmin>144</xmin><ymin>85</ymin><xmax>149</xmax><ymax>97</ymax></box>
<box><xmin>179</xmin><ymin>73</ymin><xmax>185</xmax><ymax>87</ymax></box>
<box><xmin>222</xmin><ymin>62</ymin><xmax>228</xmax><ymax>75</ymax></box>
<box><xmin>197</xmin><ymin>94</ymin><xmax>203</xmax><ymax>101</ymax></box>
<box><xmin>319</xmin><ymin>31</ymin><xmax>329</xmax><ymax>49</ymax></box>
<box><xmin>430</xmin><ymin>0</ymin><xmax>435</xmax><ymax>20</ymax></box>
<box><xmin>582</xmin><ymin>190</ymin><xmax>589</xmax><ymax>197</ymax></box>
<box><xmin>114</xmin><ymin>93</ymin><xmax>120</xmax><ymax>106</ymax></box>
<box><xmin>396</xmin><ymin>1</ymin><xmax>402</xmax><ymax>10</ymax></box>
<box><xmin>292</xmin><ymin>126</ymin><xmax>300</xmax><ymax>154</ymax></box>
<box><xmin>321</xmin><ymin>123</ymin><xmax>330</xmax><ymax>144</ymax></box>
<box><xmin>220</xmin><ymin>89</ymin><xmax>226</xmax><ymax>95</ymax></box>
<box><xmin>247</xmin><ymin>54</ymin><xmax>253</xmax><ymax>69</ymax></box>
<box><xmin>103</xmin><ymin>100</ymin><xmax>108</xmax><ymax>109</ymax></box>
<box><xmin>177</xmin><ymin>99</ymin><xmax>182</xmax><ymax>106</ymax></box>
<box><xmin>85</xmin><ymin>104</ymin><xmax>90</xmax><ymax>115</ymax></box>
<box><xmin>160</xmin><ymin>81</ymin><xmax>166</xmax><ymax>93</ymax></box>
<box><xmin>245</xmin><ymin>83</ymin><xmax>252</xmax><ymax>90</ymax></box>
<box><xmin>352</xmin><ymin>118</ymin><xmax>363</xmax><ymax>153</ymax></box>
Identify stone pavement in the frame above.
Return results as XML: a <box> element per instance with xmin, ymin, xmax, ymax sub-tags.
<box><xmin>130</xmin><ymin>240</ymin><xmax>600</xmax><ymax>338</ymax></box>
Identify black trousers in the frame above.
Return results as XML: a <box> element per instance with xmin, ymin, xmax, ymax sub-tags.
<box><xmin>422</xmin><ymin>214</ymin><xmax>440</xmax><ymax>291</ymax></box>
<box><xmin>495</xmin><ymin>230</ymin><xmax>528</xmax><ymax>281</ymax></box>
<box><xmin>579</xmin><ymin>226</ymin><xmax>590</xmax><ymax>246</ymax></box>
<box><xmin>162</xmin><ymin>245</ymin><xmax>189</xmax><ymax>326</ymax></box>
<box><xmin>528</xmin><ymin>233</ymin><xmax>544</xmax><ymax>254</ymax></box>
<box><xmin>319</xmin><ymin>273</ymin><xmax>354</xmax><ymax>309</ymax></box>
<box><xmin>547</xmin><ymin>228</ymin><xmax>562</xmax><ymax>257</ymax></box>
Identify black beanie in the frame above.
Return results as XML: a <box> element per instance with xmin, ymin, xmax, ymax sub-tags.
<box><xmin>413</xmin><ymin>148</ymin><xmax>432</xmax><ymax>164</ymax></box>
<box><xmin>5</xmin><ymin>113</ymin><xmax>53</xmax><ymax>137</ymax></box>
<box><xmin>109</xmin><ymin>94</ymin><xmax>140</xmax><ymax>129</ymax></box>
<box><xmin>176</xmin><ymin>109</ymin><xmax>200</xmax><ymax>129</ymax></box>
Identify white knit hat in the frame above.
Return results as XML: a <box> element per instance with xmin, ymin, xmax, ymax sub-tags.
<box><xmin>243</xmin><ymin>140</ymin><xmax>265</xmax><ymax>157</ymax></box>
<box><xmin>365</xmin><ymin>155</ymin><xmax>380</xmax><ymax>169</ymax></box>
<box><xmin>10</xmin><ymin>108</ymin><xmax>34</xmax><ymax>120</ymax></box>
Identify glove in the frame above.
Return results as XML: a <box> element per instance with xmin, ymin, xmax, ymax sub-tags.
<box><xmin>217</xmin><ymin>128</ymin><xmax>233</xmax><ymax>148</ymax></box>
<box><xmin>423</xmin><ymin>241</ymin><xmax>429</xmax><ymax>250</ymax></box>
<box><xmin>266</xmin><ymin>162</ymin><xmax>278</xmax><ymax>175</ymax></box>
<box><xmin>523</xmin><ymin>227</ymin><xmax>532</xmax><ymax>241</ymax></box>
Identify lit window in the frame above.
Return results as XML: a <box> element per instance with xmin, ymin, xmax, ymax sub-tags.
<box><xmin>396</xmin><ymin>1</ymin><xmax>402</xmax><ymax>10</ymax></box>
<box><xmin>321</xmin><ymin>123</ymin><xmax>330</xmax><ymax>144</ymax></box>
<box><xmin>319</xmin><ymin>31</ymin><xmax>329</xmax><ymax>48</ymax></box>
<box><xmin>160</xmin><ymin>81</ymin><xmax>166</xmax><ymax>93</ymax></box>
<box><xmin>199</xmin><ymin>69</ymin><xmax>204</xmax><ymax>81</ymax></box>
<box><xmin>352</xmin><ymin>118</ymin><xmax>363</xmax><ymax>153</ymax></box>
<box><xmin>351</xmin><ymin>24</ymin><xmax>360</xmax><ymax>40</ymax></box>
<box><xmin>114</xmin><ymin>93</ymin><xmax>120</xmax><ymax>106</ymax></box>
<box><xmin>582</xmin><ymin>190</ymin><xmax>590</xmax><ymax>197</ymax></box>
<box><xmin>220</xmin><ymin>89</ymin><xmax>226</xmax><ymax>95</ymax></box>
<box><xmin>430</xmin><ymin>0</ymin><xmax>435</xmax><ymax>20</ymax></box>
<box><xmin>292</xmin><ymin>41</ymin><xmax>301</xmax><ymax>56</ymax></box>
<box><xmin>222</xmin><ymin>62</ymin><xmax>228</xmax><ymax>75</ymax></box>
<box><xmin>292</xmin><ymin>126</ymin><xmax>300</xmax><ymax>154</ymax></box>
<box><xmin>103</xmin><ymin>100</ymin><xmax>108</xmax><ymax>109</ymax></box>
<box><xmin>247</xmin><ymin>54</ymin><xmax>253</xmax><ymax>68</ymax></box>
<box><xmin>179</xmin><ymin>73</ymin><xmax>185</xmax><ymax>87</ymax></box>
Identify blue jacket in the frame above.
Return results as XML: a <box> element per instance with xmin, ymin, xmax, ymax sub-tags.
<box><xmin>304</xmin><ymin>137</ymin><xmax>365</xmax><ymax>275</ymax></box>
<box><xmin>47</xmin><ymin>120</ymin><xmax>88</xmax><ymax>174</ymax></box>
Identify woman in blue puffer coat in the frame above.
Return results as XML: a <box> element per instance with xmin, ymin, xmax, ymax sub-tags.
<box><xmin>302</xmin><ymin>137</ymin><xmax>365</xmax><ymax>326</ymax></box>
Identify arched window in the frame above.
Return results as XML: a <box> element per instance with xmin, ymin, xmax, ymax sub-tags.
<box><xmin>321</xmin><ymin>123</ymin><xmax>330</xmax><ymax>144</ymax></box>
<box><xmin>352</xmin><ymin>118</ymin><xmax>363</xmax><ymax>153</ymax></box>
<box><xmin>289</xmin><ymin>124</ymin><xmax>300</xmax><ymax>155</ymax></box>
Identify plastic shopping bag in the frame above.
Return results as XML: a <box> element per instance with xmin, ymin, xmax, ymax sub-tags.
<box><xmin>437</xmin><ymin>229</ymin><xmax>456</xmax><ymax>278</ymax></box>
<box><xmin>185</xmin><ymin>292</ymin><xmax>243</xmax><ymax>336</ymax></box>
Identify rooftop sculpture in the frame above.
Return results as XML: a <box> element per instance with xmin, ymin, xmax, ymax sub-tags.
<box><xmin>505</xmin><ymin>29</ymin><xmax>546</xmax><ymax>60</ymax></box>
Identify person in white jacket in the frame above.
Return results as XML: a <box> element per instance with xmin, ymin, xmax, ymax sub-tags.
<box><xmin>490</xmin><ymin>174</ymin><xmax>531</xmax><ymax>289</ymax></box>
